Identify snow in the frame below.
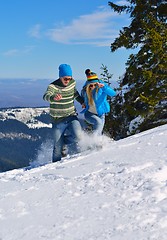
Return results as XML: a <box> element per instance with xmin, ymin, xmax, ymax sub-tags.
<box><xmin>128</xmin><ymin>115</ymin><xmax>144</xmax><ymax>134</ymax></box>
<box><xmin>0</xmin><ymin>107</ymin><xmax>51</xmax><ymax>129</ymax></box>
<box><xmin>0</xmin><ymin>124</ymin><xmax>167</xmax><ymax>240</ymax></box>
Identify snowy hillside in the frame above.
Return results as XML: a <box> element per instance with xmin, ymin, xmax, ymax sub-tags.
<box><xmin>0</xmin><ymin>107</ymin><xmax>52</xmax><ymax>172</ymax></box>
<box><xmin>0</xmin><ymin>107</ymin><xmax>84</xmax><ymax>172</ymax></box>
<box><xmin>0</xmin><ymin>124</ymin><xmax>167</xmax><ymax>240</ymax></box>
<box><xmin>0</xmin><ymin>107</ymin><xmax>51</xmax><ymax>128</ymax></box>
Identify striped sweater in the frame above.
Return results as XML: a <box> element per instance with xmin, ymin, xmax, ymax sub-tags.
<box><xmin>43</xmin><ymin>79</ymin><xmax>83</xmax><ymax>121</ymax></box>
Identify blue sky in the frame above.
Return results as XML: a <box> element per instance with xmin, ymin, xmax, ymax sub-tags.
<box><xmin>0</xmin><ymin>0</ymin><xmax>132</xmax><ymax>82</ymax></box>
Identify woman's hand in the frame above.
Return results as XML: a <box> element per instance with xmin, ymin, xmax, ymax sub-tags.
<box><xmin>96</xmin><ymin>83</ymin><xmax>104</xmax><ymax>88</ymax></box>
<box><xmin>82</xmin><ymin>103</ymin><xmax>86</xmax><ymax>108</ymax></box>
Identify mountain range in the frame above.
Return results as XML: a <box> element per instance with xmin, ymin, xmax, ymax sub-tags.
<box><xmin>0</xmin><ymin>106</ymin><xmax>86</xmax><ymax>172</ymax></box>
<box><xmin>0</xmin><ymin>107</ymin><xmax>52</xmax><ymax>172</ymax></box>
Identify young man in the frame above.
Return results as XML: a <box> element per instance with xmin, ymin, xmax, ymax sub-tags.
<box><xmin>43</xmin><ymin>64</ymin><xmax>84</xmax><ymax>162</ymax></box>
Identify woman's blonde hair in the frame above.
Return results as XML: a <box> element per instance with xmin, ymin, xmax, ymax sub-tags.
<box><xmin>86</xmin><ymin>83</ymin><xmax>98</xmax><ymax>105</ymax></box>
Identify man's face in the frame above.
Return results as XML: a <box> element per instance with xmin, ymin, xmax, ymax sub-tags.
<box><xmin>60</xmin><ymin>76</ymin><xmax>72</xmax><ymax>86</ymax></box>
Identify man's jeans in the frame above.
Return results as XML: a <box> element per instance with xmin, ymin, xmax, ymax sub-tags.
<box><xmin>84</xmin><ymin>111</ymin><xmax>105</xmax><ymax>135</ymax></box>
<box><xmin>52</xmin><ymin>115</ymin><xmax>82</xmax><ymax>162</ymax></box>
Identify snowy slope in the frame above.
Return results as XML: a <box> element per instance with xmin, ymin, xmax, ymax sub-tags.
<box><xmin>0</xmin><ymin>107</ymin><xmax>52</xmax><ymax>172</ymax></box>
<box><xmin>0</xmin><ymin>124</ymin><xmax>167</xmax><ymax>240</ymax></box>
<box><xmin>0</xmin><ymin>107</ymin><xmax>51</xmax><ymax>128</ymax></box>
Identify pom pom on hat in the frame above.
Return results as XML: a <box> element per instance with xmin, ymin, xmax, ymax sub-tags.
<box><xmin>59</xmin><ymin>64</ymin><xmax>72</xmax><ymax>77</ymax></box>
<box><xmin>85</xmin><ymin>69</ymin><xmax>99</xmax><ymax>81</ymax></box>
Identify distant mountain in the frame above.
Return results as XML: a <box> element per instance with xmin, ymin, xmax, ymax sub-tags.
<box><xmin>0</xmin><ymin>78</ymin><xmax>51</xmax><ymax>108</ymax></box>
<box><xmin>0</xmin><ymin>78</ymin><xmax>86</xmax><ymax>108</ymax></box>
<box><xmin>0</xmin><ymin>107</ymin><xmax>52</xmax><ymax>172</ymax></box>
<box><xmin>0</xmin><ymin>106</ymin><xmax>86</xmax><ymax>173</ymax></box>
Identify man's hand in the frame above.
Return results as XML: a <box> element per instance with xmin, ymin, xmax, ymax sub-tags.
<box><xmin>54</xmin><ymin>94</ymin><xmax>62</xmax><ymax>101</ymax></box>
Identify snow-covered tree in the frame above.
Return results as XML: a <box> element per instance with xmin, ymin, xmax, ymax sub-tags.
<box><xmin>108</xmin><ymin>0</ymin><xmax>167</xmax><ymax>136</ymax></box>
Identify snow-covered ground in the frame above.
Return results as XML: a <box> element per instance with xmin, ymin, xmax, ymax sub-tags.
<box><xmin>0</xmin><ymin>124</ymin><xmax>167</xmax><ymax>240</ymax></box>
<box><xmin>0</xmin><ymin>107</ymin><xmax>51</xmax><ymax>129</ymax></box>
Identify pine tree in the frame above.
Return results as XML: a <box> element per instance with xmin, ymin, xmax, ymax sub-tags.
<box><xmin>100</xmin><ymin>64</ymin><xmax>113</xmax><ymax>86</ymax></box>
<box><xmin>100</xmin><ymin>65</ymin><xmax>127</xmax><ymax>139</ymax></box>
<box><xmin>100</xmin><ymin>64</ymin><xmax>115</xmax><ymax>138</ymax></box>
<box><xmin>108</xmin><ymin>0</ymin><xmax>167</xmax><ymax>136</ymax></box>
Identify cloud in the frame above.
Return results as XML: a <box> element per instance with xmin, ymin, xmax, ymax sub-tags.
<box><xmin>3</xmin><ymin>46</ymin><xmax>35</xmax><ymax>57</ymax></box>
<box><xmin>46</xmin><ymin>8</ymin><xmax>120</xmax><ymax>46</ymax></box>
<box><xmin>116</xmin><ymin>1</ymin><xmax>129</xmax><ymax>5</ymax></box>
<box><xmin>22</xmin><ymin>46</ymin><xmax>35</xmax><ymax>54</ymax></box>
<box><xmin>28</xmin><ymin>24</ymin><xmax>41</xmax><ymax>38</ymax></box>
<box><xmin>3</xmin><ymin>49</ymin><xmax>19</xmax><ymax>56</ymax></box>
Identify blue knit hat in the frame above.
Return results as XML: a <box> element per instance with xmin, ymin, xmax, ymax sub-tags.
<box><xmin>59</xmin><ymin>64</ymin><xmax>72</xmax><ymax>77</ymax></box>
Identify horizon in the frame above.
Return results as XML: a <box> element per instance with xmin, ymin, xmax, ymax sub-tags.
<box><xmin>0</xmin><ymin>77</ymin><xmax>118</xmax><ymax>109</ymax></box>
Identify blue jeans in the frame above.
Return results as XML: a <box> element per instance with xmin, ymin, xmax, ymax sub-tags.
<box><xmin>52</xmin><ymin>115</ymin><xmax>82</xmax><ymax>162</ymax></box>
<box><xmin>84</xmin><ymin>111</ymin><xmax>105</xmax><ymax>135</ymax></box>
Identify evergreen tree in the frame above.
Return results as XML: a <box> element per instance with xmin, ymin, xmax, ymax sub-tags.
<box><xmin>108</xmin><ymin>0</ymin><xmax>167</xmax><ymax>136</ymax></box>
<box><xmin>100</xmin><ymin>65</ymin><xmax>127</xmax><ymax>139</ymax></box>
<box><xmin>100</xmin><ymin>64</ymin><xmax>113</xmax><ymax>86</ymax></box>
<box><xmin>100</xmin><ymin>64</ymin><xmax>115</xmax><ymax>138</ymax></box>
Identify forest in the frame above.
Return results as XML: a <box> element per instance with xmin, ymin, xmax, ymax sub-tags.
<box><xmin>101</xmin><ymin>0</ymin><xmax>167</xmax><ymax>139</ymax></box>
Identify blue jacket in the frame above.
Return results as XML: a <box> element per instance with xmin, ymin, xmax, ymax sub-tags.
<box><xmin>81</xmin><ymin>81</ymin><xmax>116</xmax><ymax>116</ymax></box>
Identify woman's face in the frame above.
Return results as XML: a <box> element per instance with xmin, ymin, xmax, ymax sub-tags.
<box><xmin>88</xmin><ymin>83</ymin><xmax>97</xmax><ymax>90</ymax></box>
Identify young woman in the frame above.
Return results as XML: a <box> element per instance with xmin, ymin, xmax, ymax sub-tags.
<box><xmin>81</xmin><ymin>69</ymin><xmax>116</xmax><ymax>135</ymax></box>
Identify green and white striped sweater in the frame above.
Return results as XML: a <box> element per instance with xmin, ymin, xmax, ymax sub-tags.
<box><xmin>43</xmin><ymin>79</ymin><xmax>83</xmax><ymax>121</ymax></box>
